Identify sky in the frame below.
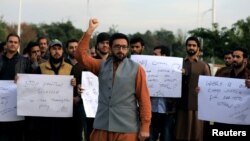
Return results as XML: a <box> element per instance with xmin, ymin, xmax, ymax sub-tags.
<box><xmin>1</xmin><ymin>0</ymin><xmax>250</xmax><ymax>35</ymax></box>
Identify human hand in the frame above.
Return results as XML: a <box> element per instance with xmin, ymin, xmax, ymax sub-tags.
<box><xmin>195</xmin><ymin>86</ymin><xmax>200</xmax><ymax>95</ymax></box>
<box><xmin>87</xmin><ymin>18</ymin><xmax>99</xmax><ymax>34</ymax></box>
<box><xmin>182</xmin><ymin>68</ymin><xmax>185</xmax><ymax>75</ymax></box>
<box><xmin>14</xmin><ymin>75</ymin><xmax>19</xmax><ymax>83</ymax></box>
<box><xmin>245</xmin><ymin>79</ymin><xmax>250</xmax><ymax>88</ymax></box>
<box><xmin>31</xmin><ymin>52</ymin><xmax>38</xmax><ymax>63</ymax></box>
<box><xmin>138</xmin><ymin>131</ymin><xmax>149</xmax><ymax>141</ymax></box>
<box><xmin>71</xmin><ymin>78</ymin><xmax>76</xmax><ymax>87</ymax></box>
<box><xmin>77</xmin><ymin>84</ymin><xmax>84</xmax><ymax>95</ymax></box>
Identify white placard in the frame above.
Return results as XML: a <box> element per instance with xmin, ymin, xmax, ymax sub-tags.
<box><xmin>131</xmin><ymin>55</ymin><xmax>183</xmax><ymax>97</ymax></box>
<box><xmin>81</xmin><ymin>71</ymin><xmax>99</xmax><ymax>118</ymax></box>
<box><xmin>17</xmin><ymin>74</ymin><xmax>73</xmax><ymax>117</ymax></box>
<box><xmin>198</xmin><ymin>75</ymin><xmax>250</xmax><ymax>125</ymax></box>
<box><xmin>0</xmin><ymin>81</ymin><xmax>24</xmax><ymax>121</ymax></box>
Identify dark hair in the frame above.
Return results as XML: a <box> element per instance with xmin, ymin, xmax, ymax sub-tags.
<box><xmin>153</xmin><ymin>46</ymin><xmax>162</xmax><ymax>50</ymax></box>
<box><xmin>22</xmin><ymin>46</ymin><xmax>29</xmax><ymax>55</ymax></box>
<box><xmin>66</xmin><ymin>39</ymin><xmax>78</xmax><ymax>48</ymax></box>
<box><xmin>6</xmin><ymin>33</ymin><xmax>20</xmax><ymax>43</ymax></box>
<box><xmin>25</xmin><ymin>41</ymin><xmax>39</xmax><ymax>55</ymax></box>
<box><xmin>109</xmin><ymin>33</ymin><xmax>129</xmax><ymax>47</ymax></box>
<box><xmin>161</xmin><ymin>46</ymin><xmax>170</xmax><ymax>56</ymax></box>
<box><xmin>153</xmin><ymin>45</ymin><xmax>170</xmax><ymax>56</ymax></box>
<box><xmin>0</xmin><ymin>41</ymin><xmax>6</xmax><ymax>53</ymax></box>
<box><xmin>185</xmin><ymin>36</ymin><xmax>200</xmax><ymax>48</ymax></box>
<box><xmin>96</xmin><ymin>32</ymin><xmax>110</xmax><ymax>47</ymax></box>
<box><xmin>233</xmin><ymin>47</ymin><xmax>248</xmax><ymax>59</ymax></box>
<box><xmin>223</xmin><ymin>50</ymin><xmax>233</xmax><ymax>56</ymax></box>
<box><xmin>37</xmin><ymin>36</ymin><xmax>48</xmax><ymax>43</ymax></box>
<box><xmin>129</xmin><ymin>36</ymin><xmax>144</xmax><ymax>46</ymax></box>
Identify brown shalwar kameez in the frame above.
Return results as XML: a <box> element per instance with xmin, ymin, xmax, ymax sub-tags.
<box><xmin>175</xmin><ymin>57</ymin><xmax>210</xmax><ymax>141</ymax></box>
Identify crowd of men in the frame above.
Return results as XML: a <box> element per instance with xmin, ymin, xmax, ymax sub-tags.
<box><xmin>0</xmin><ymin>18</ymin><xmax>250</xmax><ymax>141</ymax></box>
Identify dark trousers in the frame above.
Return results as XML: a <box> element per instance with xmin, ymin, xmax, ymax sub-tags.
<box><xmin>0</xmin><ymin>121</ymin><xmax>24</xmax><ymax>141</ymax></box>
<box><xmin>36</xmin><ymin>103</ymin><xmax>85</xmax><ymax>141</ymax></box>
<box><xmin>149</xmin><ymin>112</ymin><xmax>175</xmax><ymax>141</ymax></box>
<box><xmin>71</xmin><ymin>103</ymin><xmax>85</xmax><ymax>141</ymax></box>
<box><xmin>84</xmin><ymin>118</ymin><xmax>94</xmax><ymax>141</ymax></box>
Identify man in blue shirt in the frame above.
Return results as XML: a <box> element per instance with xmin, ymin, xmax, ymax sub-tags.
<box><xmin>149</xmin><ymin>45</ymin><xmax>176</xmax><ymax>141</ymax></box>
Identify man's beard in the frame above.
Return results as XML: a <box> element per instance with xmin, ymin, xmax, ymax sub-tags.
<box><xmin>69</xmin><ymin>54</ymin><xmax>75</xmax><ymax>59</ymax></box>
<box><xmin>225</xmin><ymin>62</ymin><xmax>231</xmax><ymax>67</ymax></box>
<box><xmin>187</xmin><ymin>50</ymin><xmax>197</xmax><ymax>56</ymax></box>
<box><xmin>113</xmin><ymin>53</ymin><xmax>126</xmax><ymax>62</ymax></box>
<box><xmin>98</xmin><ymin>49</ymin><xmax>109</xmax><ymax>55</ymax></box>
<box><xmin>50</xmin><ymin>55</ymin><xmax>63</xmax><ymax>64</ymax></box>
<box><xmin>233</xmin><ymin>61</ymin><xmax>244</xmax><ymax>69</ymax></box>
<box><xmin>131</xmin><ymin>50</ymin><xmax>143</xmax><ymax>55</ymax></box>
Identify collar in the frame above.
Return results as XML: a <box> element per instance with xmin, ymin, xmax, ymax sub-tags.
<box><xmin>184</xmin><ymin>56</ymin><xmax>198</xmax><ymax>62</ymax></box>
<box><xmin>3</xmin><ymin>52</ymin><xmax>19</xmax><ymax>59</ymax></box>
<box><xmin>230</xmin><ymin>66</ymin><xmax>248</xmax><ymax>78</ymax></box>
<box><xmin>45</xmin><ymin>60</ymin><xmax>66</xmax><ymax>70</ymax></box>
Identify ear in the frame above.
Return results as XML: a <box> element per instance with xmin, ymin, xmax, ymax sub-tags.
<box><xmin>243</xmin><ymin>58</ymin><xmax>248</xmax><ymax>63</ymax></box>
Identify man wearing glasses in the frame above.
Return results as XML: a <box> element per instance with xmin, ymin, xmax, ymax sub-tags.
<box><xmin>75</xmin><ymin>19</ymin><xmax>151</xmax><ymax>141</ymax></box>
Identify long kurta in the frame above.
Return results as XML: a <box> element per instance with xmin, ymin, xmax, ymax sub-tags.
<box><xmin>175</xmin><ymin>57</ymin><xmax>211</xmax><ymax>141</ymax></box>
<box><xmin>75</xmin><ymin>32</ymin><xmax>151</xmax><ymax>141</ymax></box>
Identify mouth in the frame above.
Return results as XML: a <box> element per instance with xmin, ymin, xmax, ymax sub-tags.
<box><xmin>54</xmin><ymin>55</ymin><xmax>61</xmax><ymax>58</ymax></box>
<box><xmin>117</xmin><ymin>53</ymin><xmax>124</xmax><ymax>56</ymax></box>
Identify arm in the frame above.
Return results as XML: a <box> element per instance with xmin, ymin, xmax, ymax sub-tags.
<box><xmin>135</xmin><ymin>65</ymin><xmax>151</xmax><ymax>141</ymax></box>
<box><xmin>215</xmin><ymin>67</ymin><xmax>222</xmax><ymax>76</ymax></box>
<box><xmin>74</xmin><ymin>19</ymin><xmax>101</xmax><ymax>75</ymax></box>
<box><xmin>204</xmin><ymin>63</ymin><xmax>211</xmax><ymax>76</ymax></box>
<box><xmin>196</xmin><ymin>63</ymin><xmax>211</xmax><ymax>95</ymax></box>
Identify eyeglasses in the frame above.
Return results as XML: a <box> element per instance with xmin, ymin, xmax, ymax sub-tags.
<box><xmin>113</xmin><ymin>45</ymin><xmax>128</xmax><ymax>50</ymax></box>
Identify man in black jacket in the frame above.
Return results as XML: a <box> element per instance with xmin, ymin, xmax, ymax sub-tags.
<box><xmin>0</xmin><ymin>33</ymin><xmax>36</xmax><ymax>141</ymax></box>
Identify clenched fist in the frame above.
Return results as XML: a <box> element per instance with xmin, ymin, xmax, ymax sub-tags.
<box><xmin>89</xmin><ymin>18</ymin><xmax>99</xmax><ymax>30</ymax></box>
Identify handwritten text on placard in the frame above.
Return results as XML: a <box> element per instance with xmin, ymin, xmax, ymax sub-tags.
<box><xmin>81</xmin><ymin>71</ymin><xmax>99</xmax><ymax>118</ymax></box>
<box><xmin>131</xmin><ymin>55</ymin><xmax>183</xmax><ymax>97</ymax></box>
<box><xmin>0</xmin><ymin>81</ymin><xmax>24</xmax><ymax>121</ymax></box>
<box><xmin>17</xmin><ymin>74</ymin><xmax>73</xmax><ymax>117</ymax></box>
<box><xmin>198</xmin><ymin>75</ymin><xmax>250</xmax><ymax>125</ymax></box>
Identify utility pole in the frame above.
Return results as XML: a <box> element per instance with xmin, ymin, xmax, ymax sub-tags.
<box><xmin>212</xmin><ymin>0</ymin><xmax>216</xmax><ymax>30</ymax></box>
<box><xmin>197</xmin><ymin>0</ymin><xmax>200</xmax><ymax>28</ymax></box>
<box><xmin>211</xmin><ymin>0</ymin><xmax>216</xmax><ymax>69</ymax></box>
<box><xmin>17</xmin><ymin>0</ymin><xmax>22</xmax><ymax>53</ymax></box>
<box><xmin>17</xmin><ymin>0</ymin><xmax>22</xmax><ymax>37</ymax></box>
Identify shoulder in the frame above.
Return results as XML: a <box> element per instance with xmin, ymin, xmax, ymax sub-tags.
<box><xmin>126</xmin><ymin>58</ymin><xmax>140</xmax><ymax>70</ymax></box>
<box><xmin>215</xmin><ymin>66</ymin><xmax>232</xmax><ymax>77</ymax></box>
<box><xmin>128</xmin><ymin>58</ymin><xmax>139</xmax><ymax>65</ymax></box>
<box><xmin>244</xmin><ymin>67</ymin><xmax>250</xmax><ymax>75</ymax></box>
<box><xmin>62</xmin><ymin>61</ymin><xmax>73</xmax><ymax>69</ymax></box>
<box><xmin>39</xmin><ymin>61</ymin><xmax>51</xmax><ymax>70</ymax></box>
<box><xmin>16</xmin><ymin>56</ymin><xmax>31</xmax><ymax>65</ymax></box>
<box><xmin>64</xmin><ymin>58</ymin><xmax>71</xmax><ymax>64</ymax></box>
<box><xmin>197</xmin><ymin>60</ymin><xmax>207</xmax><ymax>65</ymax></box>
<box><xmin>39</xmin><ymin>61</ymin><xmax>48</xmax><ymax>67</ymax></box>
<box><xmin>18</xmin><ymin>55</ymin><xmax>29</xmax><ymax>61</ymax></box>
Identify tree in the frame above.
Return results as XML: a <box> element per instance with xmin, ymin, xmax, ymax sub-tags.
<box><xmin>172</xmin><ymin>29</ymin><xmax>187</xmax><ymax>57</ymax></box>
<box><xmin>108</xmin><ymin>24</ymin><xmax>119</xmax><ymax>35</ymax></box>
<box><xmin>189</xmin><ymin>27</ymin><xmax>230</xmax><ymax>63</ymax></box>
<box><xmin>0</xmin><ymin>16</ymin><xmax>8</xmax><ymax>42</ymax></box>
<box><xmin>20</xmin><ymin>23</ymin><xmax>38</xmax><ymax>53</ymax></box>
<box><xmin>36</xmin><ymin>21</ymin><xmax>83</xmax><ymax>44</ymax></box>
<box><xmin>233</xmin><ymin>16</ymin><xmax>250</xmax><ymax>50</ymax></box>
